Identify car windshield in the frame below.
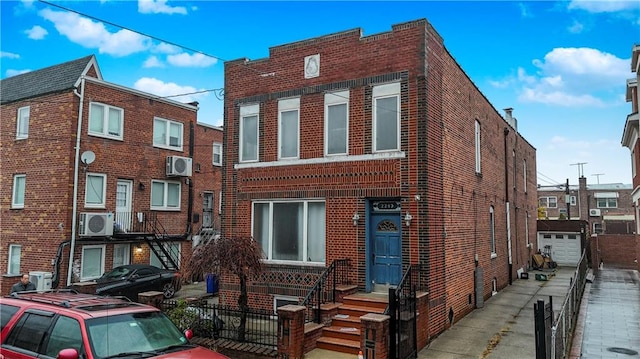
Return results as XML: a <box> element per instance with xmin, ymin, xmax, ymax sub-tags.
<box><xmin>102</xmin><ymin>267</ymin><xmax>132</xmax><ymax>279</ymax></box>
<box><xmin>86</xmin><ymin>311</ymin><xmax>188</xmax><ymax>358</ymax></box>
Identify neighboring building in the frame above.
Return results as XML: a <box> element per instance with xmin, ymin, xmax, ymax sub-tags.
<box><xmin>622</xmin><ymin>45</ymin><xmax>640</xmax><ymax>234</ymax></box>
<box><xmin>537</xmin><ymin>178</ymin><xmax>634</xmax><ymax>235</ymax></box>
<box><xmin>222</xmin><ymin>18</ymin><xmax>537</xmax><ymax>350</ymax></box>
<box><xmin>536</xmin><ymin>220</ymin><xmax>588</xmax><ymax>267</ymax></box>
<box><xmin>0</xmin><ymin>55</ymin><xmax>216</xmax><ymax>295</ymax></box>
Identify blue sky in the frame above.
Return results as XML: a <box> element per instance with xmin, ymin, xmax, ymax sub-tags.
<box><xmin>1</xmin><ymin>0</ymin><xmax>638</xmax><ymax>185</ymax></box>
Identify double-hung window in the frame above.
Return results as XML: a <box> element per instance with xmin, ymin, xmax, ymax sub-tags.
<box><xmin>81</xmin><ymin>245</ymin><xmax>105</xmax><ymax>281</ymax></box>
<box><xmin>475</xmin><ymin>120</ymin><xmax>482</xmax><ymax>173</ymax></box>
<box><xmin>372</xmin><ymin>83</ymin><xmax>400</xmax><ymax>152</ymax></box>
<box><xmin>595</xmin><ymin>192</ymin><xmax>618</xmax><ymax>208</ymax></box>
<box><xmin>325</xmin><ymin>91</ymin><xmax>349</xmax><ymax>156</ymax></box>
<box><xmin>240</xmin><ymin>104</ymin><xmax>259</xmax><ymax>162</ymax></box>
<box><xmin>89</xmin><ymin>102</ymin><xmax>123</xmax><ymax>140</ymax></box>
<box><xmin>85</xmin><ymin>173</ymin><xmax>106</xmax><ymax>208</ymax></box>
<box><xmin>538</xmin><ymin>196</ymin><xmax>557</xmax><ymax>208</ymax></box>
<box><xmin>153</xmin><ymin>117</ymin><xmax>183</xmax><ymax>151</ymax></box>
<box><xmin>16</xmin><ymin>106</ymin><xmax>30</xmax><ymax>139</ymax></box>
<box><xmin>12</xmin><ymin>174</ymin><xmax>26</xmax><ymax>209</ymax></box>
<box><xmin>490</xmin><ymin>206</ymin><xmax>496</xmax><ymax>257</ymax></box>
<box><xmin>151</xmin><ymin>180</ymin><xmax>181</xmax><ymax>210</ymax></box>
<box><xmin>8</xmin><ymin>244</ymin><xmax>21</xmax><ymax>275</ymax></box>
<box><xmin>278</xmin><ymin>98</ymin><xmax>300</xmax><ymax>160</ymax></box>
<box><xmin>213</xmin><ymin>142</ymin><xmax>222</xmax><ymax>166</ymax></box>
<box><xmin>253</xmin><ymin>200</ymin><xmax>326</xmax><ymax>264</ymax></box>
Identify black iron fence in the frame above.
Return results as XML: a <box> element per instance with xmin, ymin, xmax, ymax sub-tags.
<box><xmin>387</xmin><ymin>264</ymin><xmax>418</xmax><ymax>359</ymax></box>
<box><xmin>161</xmin><ymin>300</ymin><xmax>278</xmax><ymax>348</ymax></box>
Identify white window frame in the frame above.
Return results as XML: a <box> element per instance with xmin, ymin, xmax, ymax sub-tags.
<box><xmin>475</xmin><ymin>120</ymin><xmax>481</xmax><ymax>173</ymax></box>
<box><xmin>113</xmin><ymin>243</ymin><xmax>131</xmax><ymax>267</ymax></box>
<box><xmin>16</xmin><ymin>106</ymin><xmax>30</xmax><ymax>140</ymax></box>
<box><xmin>153</xmin><ymin>117</ymin><xmax>183</xmax><ymax>151</ymax></box>
<box><xmin>273</xmin><ymin>295</ymin><xmax>299</xmax><ymax>315</ymax></box>
<box><xmin>218</xmin><ymin>190</ymin><xmax>222</xmax><ymax>214</ymax></box>
<box><xmin>632</xmin><ymin>149</ymin><xmax>637</xmax><ymax>178</ymax></box>
<box><xmin>12</xmin><ymin>174</ymin><xmax>26</xmax><ymax>209</ymax></box>
<box><xmin>525</xmin><ymin>211</ymin><xmax>530</xmax><ymax>248</ymax></box>
<box><xmin>278</xmin><ymin>98</ymin><xmax>300</xmax><ymax>160</ymax></box>
<box><xmin>252</xmin><ymin>199</ymin><xmax>326</xmax><ymax>264</ymax></box>
<box><xmin>8</xmin><ymin>244</ymin><xmax>21</xmax><ymax>275</ymax></box>
<box><xmin>240</xmin><ymin>104</ymin><xmax>259</xmax><ymax>163</ymax></box>
<box><xmin>593</xmin><ymin>222</ymin><xmax>603</xmax><ymax>234</ymax></box>
<box><xmin>213</xmin><ymin>142</ymin><xmax>223</xmax><ymax>166</ymax></box>
<box><xmin>539</xmin><ymin>196</ymin><xmax>558</xmax><ymax>208</ymax></box>
<box><xmin>88</xmin><ymin>102</ymin><xmax>124</xmax><ymax>140</ymax></box>
<box><xmin>324</xmin><ymin>90</ymin><xmax>349</xmax><ymax>156</ymax></box>
<box><xmin>84</xmin><ymin>173</ymin><xmax>106</xmax><ymax>208</ymax></box>
<box><xmin>150</xmin><ymin>180</ymin><xmax>181</xmax><ymax>211</ymax></box>
<box><xmin>372</xmin><ymin>83</ymin><xmax>400</xmax><ymax>153</ymax></box>
<box><xmin>81</xmin><ymin>244</ymin><xmax>105</xmax><ymax>281</ymax></box>
<box><xmin>570</xmin><ymin>196</ymin><xmax>577</xmax><ymax>206</ymax></box>
<box><xmin>490</xmin><ymin>205</ymin><xmax>496</xmax><ymax>257</ymax></box>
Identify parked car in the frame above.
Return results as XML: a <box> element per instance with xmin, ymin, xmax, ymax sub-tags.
<box><xmin>0</xmin><ymin>290</ymin><xmax>230</xmax><ymax>358</ymax></box>
<box><xmin>96</xmin><ymin>264</ymin><xmax>181</xmax><ymax>301</ymax></box>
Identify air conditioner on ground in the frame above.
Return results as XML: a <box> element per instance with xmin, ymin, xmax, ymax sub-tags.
<box><xmin>589</xmin><ymin>209</ymin><xmax>601</xmax><ymax>217</ymax></box>
<box><xmin>29</xmin><ymin>271</ymin><xmax>52</xmax><ymax>291</ymax></box>
<box><xmin>166</xmin><ymin>155</ymin><xmax>192</xmax><ymax>177</ymax></box>
<box><xmin>79</xmin><ymin>212</ymin><xmax>114</xmax><ymax>237</ymax></box>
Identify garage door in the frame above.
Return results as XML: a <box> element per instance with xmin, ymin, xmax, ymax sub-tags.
<box><xmin>537</xmin><ymin>233</ymin><xmax>581</xmax><ymax>266</ymax></box>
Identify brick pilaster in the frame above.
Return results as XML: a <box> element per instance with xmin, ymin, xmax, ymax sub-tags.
<box><xmin>360</xmin><ymin>313</ymin><xmax>389</xmax><ymax>359</ymax></box>
<box><xmin>277</xmin><ymin>304</ymin><xmax>306</xmax><ymax>359</ymax></box>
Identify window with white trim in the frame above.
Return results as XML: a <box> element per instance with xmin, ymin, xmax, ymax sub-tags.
<box><xmin>8</xmin><ymin>244</ymin><xmax>21</xmax><ymax>275</ymax></box>
<box><xmin>213</xmin><ymin>142</ymin><xmax>222</xmax><ymax>166</ymax></box>
<box><xmin>85</xmin><ymin>173</ymin><xmax>106</xmax><ymax>208</ymax></box>
<box><xmin>113</xmin><ymin>243</ymin><xmax>130</xmax><ymax>267</ymax></box>
<box><xmin>595</xmin><ymin>192</ymin><xmax>618</xmax><ymax>208</ymax></box>
<box><xmin>570</xmin><ymin>196</ymin><xmax>577</xmax><ymax>206</ymax></box>
<box><xmin>490</xmin><ymin>205</ymin><xmax>496</xmax><ymax>256</ymax></box>
<box><xmin>278</xmin><ymin>98</ymin><xmax>300</xmax><ymax>159</ymax></box>
<box><xmin>538</xmin><ymin>196</ymin><xmax>557</xmax><ymax>208</ymax></box>
<box><xmin>16</xmin><ymin>106</ymin><xmax>29</xmax><ymax>140</ymax></box>
<box><xmin>12</xmin><ymin>174</ymin><xmax>26</xmax><ymax>209</ymax></box>
<box><xmin>373</xmin><ymin>83</ymin><xmax>400</xmax><ymax>152</ymax></box>
<box><xmin>525</xmin><ymin>211</ymin><xmax>530</xmax><ymax>248</ymax></box>
<box><xmin>593</xmin><ymin>222</ymin><xmax>603</xmax><ymax>234</ymax></box>
<box><xmin>253</xmin><ymin>200</ymin><xmax>325</xmax><ymax>263</ymax></box>
<box><xmin>240</xmin><ymin>104</ymin><xmax>259</xmax><ymax>162</ymax></box>
<box><xmin>632</xmin><ymin>149</ymin><xmax>637</xmax><ymax>178</ymax></box>
<box><xmin>81</xmin><ymin>245</ymin><xmax>105</xmax><ymax>281</ymax></box>
<box><xmin>150</xmin><ymin>180</ymin><xmax>181</xmax><ymax>210</ymax></box>
<box><xmin>88</xmin><ymin>102</ymin><xmax>123</xmax><ymax>140</ymax></box>
<box><xmin>325</xmin><ymin>91</ymin><xmax>349</xmax><ymax>156</ymax></box>
<box><xmin>153</xmin><ymin>117</ymin><xmax>183</xmax><ymax>150</ymax></box>
<box><xmin>475</xmin><ymin>120</ymin><xmax>481</xmax><ymax>173</ymax></box>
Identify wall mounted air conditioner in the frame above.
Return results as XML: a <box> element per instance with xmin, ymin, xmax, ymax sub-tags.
<box><xmin>166</xmin><ymin>155</ymin><xmax>192</xmax><ymax>177</ymax></box>
<box><xmin>79</xmin><ymin>212</ymin><xmax>114</xmax><ymax>237</ymax></box>
<box><xmin>589</xmin><ymin>209</ymin><xmax>601</xmax><ymax>217</ymax></box>
<box><xmin>29</xmin><ymin>271</ymin><xmax>52</xmax><ymax>291</ymax></box>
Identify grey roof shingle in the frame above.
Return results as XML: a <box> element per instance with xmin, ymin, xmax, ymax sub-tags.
<box><xmin>0</xmin><ymin>55</ymin><xmax>96</xmax><ymax>105</ymax></box>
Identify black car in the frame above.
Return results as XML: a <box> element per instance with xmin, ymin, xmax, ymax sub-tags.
<box><xmin>95</xmin><ymin>264</ymin><xmax>181</xmax><ymax>301</ymax></box>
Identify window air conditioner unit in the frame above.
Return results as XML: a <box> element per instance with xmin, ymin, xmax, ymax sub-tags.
<box><xmin>79</xmin><ymin>212</ymin><xmax>114</xmax><ymax>237</ymax></box>
<box><xmin>29</xmin><ymin>271</ymin><xmax>53</xmax><ymax>291</ymax></box>
<box><xmin>166</xmin><ymin>155</ymin><xmax>192</xmax><ymax>177</ymax></box>
<box><xmin>589</xmin><ymin>209</ymin><xmax>601</xmax><ymax>217</ymax></box>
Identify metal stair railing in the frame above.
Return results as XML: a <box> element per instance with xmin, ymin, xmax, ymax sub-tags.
<box><xmin>300</xmin><ymin>258</ymin><xmax>350</xmax><ymax>324</ymax></box>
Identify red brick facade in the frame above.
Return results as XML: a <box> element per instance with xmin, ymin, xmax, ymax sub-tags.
<box><xmin>0</xmin><ymin>56</ymin><xmax>216</xmax><ymax>295</ymax></box>
<box><xmin>221</xmin><ymin>19</ymin><xmax>537</xmax><ymax>343</ymax></box>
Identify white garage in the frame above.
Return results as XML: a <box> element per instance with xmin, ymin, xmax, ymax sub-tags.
<box><xmin>537</xmin><ymin>232</ymin><xmax>582</xmax><ymax>267</ymax></box>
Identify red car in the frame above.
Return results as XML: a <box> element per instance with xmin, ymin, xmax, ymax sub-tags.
<box><xmin>0</xmin><ymin>291</ymin><xmax>229</xmax><ymax>359</ymax></box>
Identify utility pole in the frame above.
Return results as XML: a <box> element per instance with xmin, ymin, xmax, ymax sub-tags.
<box><xmin>565</xmin><ymin>178</ymin><xmax>571</xmax><ymax>220</ymax></box>
<box><xmin>570</xmin><ymin>162</ymin><xmax>588</xmax><ymax>178</ymax></box>
<box><xmin>592</xmin><ymin>173</ymin><xmax>605</xmax><ymax>184</ymax></box>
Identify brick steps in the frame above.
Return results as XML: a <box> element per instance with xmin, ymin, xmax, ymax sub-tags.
<box><xmin>316</xmin><ymin>336</ymin><xmax>361</xmax><ymax>355</ymax></box>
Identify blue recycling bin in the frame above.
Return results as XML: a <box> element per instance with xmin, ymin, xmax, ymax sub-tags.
<box><xmin>206</xmin><ymin>274</ymin><xmax>219</xmax><ymax>294</ymax></box>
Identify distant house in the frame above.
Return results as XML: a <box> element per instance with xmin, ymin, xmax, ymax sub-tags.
<box><xmin>0</xmin><ymin>55</ymin><xmax>218</xmax><ymax>294</ymax></box>
<box><xmin>221</xmin><ymin>19</ymin><xmax>537</xmax><ymax>353</ymax></box>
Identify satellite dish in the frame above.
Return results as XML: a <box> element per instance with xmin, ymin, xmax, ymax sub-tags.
<box><xmin>81</xmin><ymin>151</ymin><xmax>95</xmax><ymax>165</ymax></box>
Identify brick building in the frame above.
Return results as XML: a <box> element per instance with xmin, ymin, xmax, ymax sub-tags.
<box><xmin>0</xmin><ymin>55</ymin><xmax>219</xmax><ymax>294</ymax></box>
<box><xmin>221</xmin><ymin>19</ymin><xmax>537</xmax><ymax>351</ymax></box>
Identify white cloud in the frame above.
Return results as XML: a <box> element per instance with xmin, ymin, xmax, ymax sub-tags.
<box><xmin>153</xmin><ymin>42</ymin><xmax>181</xmax><ymax>54</ymax></box>
<box><xmin>518</xmin><ymin>3</ymin><xmax>532</xmax><ymax>18</ymax></box>
<box><xmin>167</xmin><ymin>52</ymin><xmax>217</xmax><ymax>67</ymax></box>
<box><xmin>568</xmin><ymin>0</ymin><xmax>638</xmax><ymax>13</ymax></box>
<box><xmin>143</xmin><ymin>56</ymin><xmax>164</xmax><ymax>68</ymax></box>
<box><xmin>6</xmin><ymin>69</ymin><xmax>31</xmax><ymax>77</ymax></box>
<box><xmin>25</xmin><ymin>25</ymin><xmax>48</xmax><ymax>40</ymax></box>
<box><xmin>517</xmin><ymin>47</ymin><xmax>628</xmax><ymax>107</ymax></box>
<box><xmin>39</xmin><ymin>8</ymin><xmax>151</xmax><ymax>57</ymax></box>
<box><xmin>133</xmin><ymin>77</ymin><xmax>207</xmax><ymax>104</ymax></box>
<box><xmin>138</xmin><ymin>0</ymin><xmax>187</xmax><ymax>15</ymax></box>
<box><xmin>567</xmin><ymin>19</ymin><xmax>584</xmax><ymax>33</ymax></box>
<box><xmin>1</xmin><ymin>51</ymin><xmax>20</xmax><ymax>59</ymax></box>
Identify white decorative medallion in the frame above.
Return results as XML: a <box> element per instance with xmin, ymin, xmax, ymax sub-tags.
<box><xmin>304</xmin><ymin>54</ymin><xmax>320</xmax><ymax>79</ymax></box>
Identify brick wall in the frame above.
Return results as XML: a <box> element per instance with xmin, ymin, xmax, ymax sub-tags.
<box><xmin>590</xmin><ymin>234</ymin><xmax>640</xmax><ymax>270</ymax></box>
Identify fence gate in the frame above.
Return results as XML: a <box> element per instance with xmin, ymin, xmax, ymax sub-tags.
<box><xmin>388</xmin><ymin>285</ymin><xmax>417</xmax><ymax>359</ymax></box>
<box><xmin>534</xmin><ymin>296</ymin><xmax>553</xmax><ymax>359</ymax></box>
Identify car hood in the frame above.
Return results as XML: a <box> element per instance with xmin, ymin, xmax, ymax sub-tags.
<box><xmin>153</xmin><ymin>346</ymin><xmax>228</xmax><ymax>358</ymax></box>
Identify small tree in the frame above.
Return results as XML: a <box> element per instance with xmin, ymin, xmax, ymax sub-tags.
<box><xmin>185</xmin><ymin>236</ymin><xmax>263</xmax><ymax>342</ymax></box>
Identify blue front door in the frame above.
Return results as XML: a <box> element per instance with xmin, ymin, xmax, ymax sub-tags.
<box><xmin>371</xmin><ymin>214</ymin><xmax>402</xmax><ymax>287</ymax></box>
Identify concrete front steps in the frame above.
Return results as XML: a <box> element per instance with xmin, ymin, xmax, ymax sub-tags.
<box><xmin>316</xmin><ymin>293</ymin><xmax>388</xmax><ymax>355</ymax></box>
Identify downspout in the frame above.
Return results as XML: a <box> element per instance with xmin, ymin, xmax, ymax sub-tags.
<box><xmin>504</xmin><ymin>126</ymin><xmax>513</xmax><ymax>285</ymax></box>
<box><xmin>187</xmin><ymin>122</ymin><xmax>195</xmax><ymax>235</ymax></box>
<box><xmin>67</xmin><ymin>77</ymin><xmax>85</xmax><ymax>286</ymax></box>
